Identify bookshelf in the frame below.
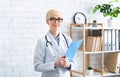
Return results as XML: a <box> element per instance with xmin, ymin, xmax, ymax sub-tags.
<box><xmin>69</xmin><ymin>23</ymin><xmax>120</xmax><ymax>77</ymax></box>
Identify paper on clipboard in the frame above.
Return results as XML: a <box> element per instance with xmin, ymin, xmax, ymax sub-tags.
<box><xmin>65</xmin><ymin>39</ymin><xmax>82</xmax><ymax>62</ymax></box>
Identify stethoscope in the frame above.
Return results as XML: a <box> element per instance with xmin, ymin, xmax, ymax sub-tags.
<box><xmin>45</xmin><ymin>34</ymin><xmax>69</xmax><ymax>48</ymax></box>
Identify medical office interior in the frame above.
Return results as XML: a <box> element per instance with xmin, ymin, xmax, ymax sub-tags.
<box><xmin>0</xmin><ymin>0</ymin><xmax>120</xmax><ymax>77</ymax></box>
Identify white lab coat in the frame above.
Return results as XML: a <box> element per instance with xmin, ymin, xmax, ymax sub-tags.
<box><xmin>34</xmin><ymin>31</ymin><xmax>75</xmax><ymax>77</ymax></box>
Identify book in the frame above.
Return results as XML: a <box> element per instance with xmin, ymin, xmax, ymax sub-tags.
<box><xmin>86</xmin><ymin>36</ymin><xmax>96</xmax><ymax>52</ymax></box>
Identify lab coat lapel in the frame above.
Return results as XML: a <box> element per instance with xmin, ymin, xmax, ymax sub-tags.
<box><xmin>47</xmin><ymin>32</ymin><xmax>61</xmax><ymax>52</ymax></box>
<box><xmin>59</xmin><ymin>33</ymin><xmax>67</xmax><ymax>54</ymax></box>
<box><xmin>59</xmin><ymin>33</ymin><xmax>64</xmax><ymax>48</ymax></box>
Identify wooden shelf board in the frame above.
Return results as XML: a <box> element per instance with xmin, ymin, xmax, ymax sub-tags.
<box><xmin>104</xmin><ymin>27</ymin><xmax>120</xmax><ymax>29</ymax></box>
<box><xmin>103</xmin><ymin>72</ymin><xmax>120</xmax><ymax>76</ymax></box>
<box><xmin>71</xmin><ymin>71</ymin><xmax>120</xmax><ymax>77</ymax></box>
<box><xmin>83</xmin><ymin>50</ymin><xmax>120</xmax><ymax>54</ymax></box>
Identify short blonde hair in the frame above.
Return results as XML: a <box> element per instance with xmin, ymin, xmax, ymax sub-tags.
<box><xmin>46</xmin><ymin>9</ymin><xmax>62</xmax><ymax>20</ymax></box>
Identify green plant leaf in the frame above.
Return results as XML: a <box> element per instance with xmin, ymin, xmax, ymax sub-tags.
<box><xmin>93</xmin><ymin>5</ymin><xmax>101</xmax><ymax>13</ymax></box>
<box><xmin>109</xmin><ymin>0</ymin><xmax>119</xmax><ymax>3</ymax></box>
<box><xmin>103</xmin><ymin>13</ymin><xmax>109</xmax><ymax>17</ymax></box>
<box><xmin>113</xmin><ymin>7</ymin><xmax>119</xmax><ymax>11</ymax></box>
<box><xmin>113</xmin><ymin>0</ymin><xmax>119</xmax><ymax>2</ymax></box>
<box><xmin>113</xmin><ymin>13</ymin><xmax>118</xmax><ymax>17</ymax></box>
<box><xmin>93</xmin><ymin>0</ymin><xmax>120</xmax><ymax>18</ymax></box>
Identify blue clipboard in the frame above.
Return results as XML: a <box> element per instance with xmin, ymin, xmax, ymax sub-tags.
<box><xmin>65</xmin><ymin>39</ymin><xmax>82</xmax><ymax>62</ymax></box>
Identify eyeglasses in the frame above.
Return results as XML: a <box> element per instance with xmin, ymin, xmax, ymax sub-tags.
<box><xmin>49</xmin><ymin>17</ymin><xmax>63</xmax><ymax>23</ymax></box>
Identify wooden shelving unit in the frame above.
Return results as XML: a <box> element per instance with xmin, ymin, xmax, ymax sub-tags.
<box><xmin>69</xmin><ymin>23</ymin><xmax>120</xmax><ymax>77</ymax></box>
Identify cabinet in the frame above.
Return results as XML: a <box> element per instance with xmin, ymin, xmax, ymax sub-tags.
<box><xmin>69</xmin><ymin>23</ymin><xmax>120</xmax><ymax>77</ymax></box>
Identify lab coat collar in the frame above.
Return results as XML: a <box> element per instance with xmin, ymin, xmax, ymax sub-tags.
<box><xmin>46</xmin><ymin>31</ymin><xmax>67</xmax><ymax>56</ymax></box>
<box><xmin>46</xmin><ymin>31</ymin><xmax>60</xmax><ymax>47</ymax></box>
<box><xmin>46</xmin><ymin>31</ymin><xmax>64</xmax><ymax>48</ymax></box>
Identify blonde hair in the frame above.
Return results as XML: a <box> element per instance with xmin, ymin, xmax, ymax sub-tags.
<box><xmin>46</xmin><ymin>9</ymin><xmax>62</xmax><ymax>20</ymax></box>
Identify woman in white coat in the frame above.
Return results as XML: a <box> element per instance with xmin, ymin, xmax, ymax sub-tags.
<box><xmin>34</xmin><ymin>9</ymin><xmax>75</xmax><ymax>77</ymax></box>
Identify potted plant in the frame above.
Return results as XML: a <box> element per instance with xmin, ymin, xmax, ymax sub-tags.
<box><xmin>92</xmin><ymin>0</ymin><xmax>120</xmax><ymax>26</ymax></box>
<box><xmin>86</xmin><ymin>66</ymin><xmax>94</xmax><ymax>76</ymax></box>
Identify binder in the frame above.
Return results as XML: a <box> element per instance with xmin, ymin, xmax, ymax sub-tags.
<box><xmin>107</xmin><ymin>30</ymin><xmax>112</xmax><ymax>51</ymax></box>
<box><xmin>111</xmin><ymin>30</ymin><xmax>115</xmax><ymax>51</ymax></box>
<box><xmin>115</xmin><ymin>30</ymin><xmax>119</xmax><ymax>50</ymax></box>
<box><xmin>104</xmin><ymin>30</ymin><xmax>108</xmax><ymax>51</ymax></box>
<box><xmin>118</xmin><ymin>30</ymin><xmax>120</xmax><ymax>50</ymax></box>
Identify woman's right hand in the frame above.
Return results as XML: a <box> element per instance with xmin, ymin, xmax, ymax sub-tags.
<box><xmin>54</xmin><ymin>56</ymin><xmax>70</xmax><ymax>68</ymax></box>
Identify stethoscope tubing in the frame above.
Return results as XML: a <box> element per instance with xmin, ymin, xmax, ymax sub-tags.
<box><xmin>45</xmin><ymin>34</ymin><xmax>69</xmax><ymax>48</ymax></box>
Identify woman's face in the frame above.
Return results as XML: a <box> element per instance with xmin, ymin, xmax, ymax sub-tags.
<box><xmin>47</xmin><ymin>16</ymin><xmax>63</xmax><ymax>32</ymax></box>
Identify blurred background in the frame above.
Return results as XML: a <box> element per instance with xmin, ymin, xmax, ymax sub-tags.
<box><xmin>0</xmin><ymin>0</ymin><xmax>120</xmax><ymax>77</ymax></box>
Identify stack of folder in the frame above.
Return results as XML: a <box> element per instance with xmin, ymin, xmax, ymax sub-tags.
<box><xmin>86</xmin><ymin>36</ymin><xmax>102</xmax><ymax>52</ymax></box>
<box><xmin>104</xmin><ymin>29</ymin><xmax>120</xmax><ymax>51</ymax></box>
<box><xmin>86</xmin><ymin>29</ymin><xmax>103</xmax><ymax>52</ymax></box>
<box><xmin>87</xmin><ymin>29</ymin><xmax>120</xmax><ymax>52</ymax></box>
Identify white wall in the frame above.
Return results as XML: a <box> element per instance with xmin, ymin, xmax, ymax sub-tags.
<box><xmin>0</xmin><ymin>0</ymin><xmax>120</xmax><ymax>77</ymax></box>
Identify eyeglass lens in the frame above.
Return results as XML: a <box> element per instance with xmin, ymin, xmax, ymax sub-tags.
<box><xmin>49</xmin><ymin>17</ymin><xmax>63</xmax><ymax>22</ymax></box>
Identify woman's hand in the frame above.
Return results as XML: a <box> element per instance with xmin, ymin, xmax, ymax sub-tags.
<box><xmin>54</xmin><ymin>56</ymin><xmax>70</xmax><ymax>68</ymax></box>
